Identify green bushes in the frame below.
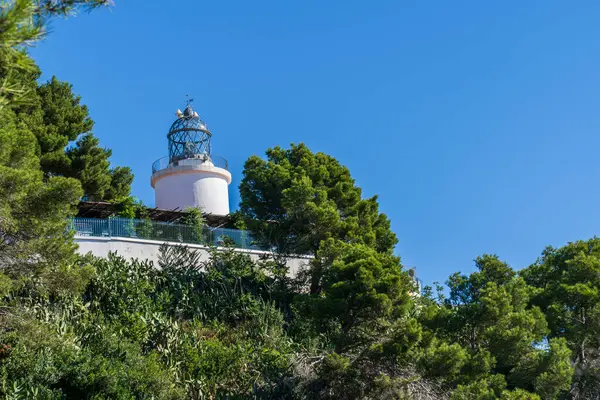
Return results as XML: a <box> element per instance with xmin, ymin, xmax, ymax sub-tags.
<box><xmin>2</xmin><ymin>240</ymin><xmax>592</xmax><ymax>399</ymax></box>
<box><xmin>0</xmin><ymin>248</ymin><xmax>297</xmax><ymax>399</ymax></box>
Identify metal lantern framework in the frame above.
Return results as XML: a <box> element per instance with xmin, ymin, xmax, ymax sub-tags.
<box><xmin>167</xmin><ymin>104</ymin><xmax>212</xmax><ymax>163</ymax></box>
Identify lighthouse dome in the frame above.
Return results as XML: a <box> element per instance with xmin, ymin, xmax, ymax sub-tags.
<box><xmin>167</xmin><ymin>103</ymin><xmax>212</xmax><ymax>162</ymax></box>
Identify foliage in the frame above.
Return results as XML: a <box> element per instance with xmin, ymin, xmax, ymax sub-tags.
<box><xmin>239</xmin><ymin>143</ymin><xmax>397</xmax><ymax>257</ymax></box>
<box><xmin>0</xmin><ymin>0</ymin><xmax>113</xmax><ymax>108</ymax></box>
<box><xmin>15</xmin><ymin>75</ymin><xmax>134</xmax><ymax>201</ymax></box>
<box><xmin>235</xmin><ymin>145</ymin><xmax>582</xmax><ymax>399</ymax></box>
<box><xmin>0</xmin><ymin>0</ymin><xmax>129</xmax><ymax>301</ymax></box>
<box><xmin>106</xmin><ymin>165</ymin><xmax>134</xmax><ymax>200</ymax></box>
<box><xmin>521</xmin><ymin>238</ymin><xmax>600</xmax><ymax>398</ymax></box>
<box><xmin>1</xmin><ymin>183</ymin><xmax>598</xmax><ymax>400</ymax></box>
<box><xmin>239</xmin><ymin>143</ymin><xmax>402</xmax><ymax>317</ymax></box>
<box><xmin>0</xmin><ymin>2</ymin><xmax>130</xmax><ymax>201</ymax></box>
<box><xmin>0</xmin><ymin>0</ymin><xmax>42</xmax><ymax>109</ymax></box>
<box><xmin>182</xmin><ymin>207</ymin><xmax>206</xmax><ymax>244</ymax></box>
<box><xmin>0</xmin><ymin>107</ymin><xmax>82</xmax><ymax>284</ymax></box>
<box><xmin>0</xmin><ymin>249</ymin><xmax>296</xmax><ymax>399</ymax></box>
<box><xmin>302</xmin><ymin>240</ymin><xmax>412</xmax><ymax>353</ymax></box>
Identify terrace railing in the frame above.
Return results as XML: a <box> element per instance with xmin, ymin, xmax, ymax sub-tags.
<box><xmin>69</xmin><ymin>217</ymin><xmax>259</xmax><ymax>250</ymax></box>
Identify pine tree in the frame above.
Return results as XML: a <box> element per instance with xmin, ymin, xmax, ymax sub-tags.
<box><xmin>0</xmin><ymin>0</ymin><xmax>113</xmax><ymax>108</ymax></box>
<box><xmin>15</xmin><ymin>76</ymin><xmax>134</xmax><ymax>201</ymax></box>
<box><xmin>239</xmin><ymin>143</ymin><xmax>398</xmax><ymax>294</ymax></box>
<box><xmin>0</xmin><ymin>107</ymin><xmax>82</xmax><ymax>284</ymax></box>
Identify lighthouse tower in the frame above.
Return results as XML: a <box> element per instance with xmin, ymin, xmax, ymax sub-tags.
<box><xmin>151</xmin><ymin>101</ymin><xmax>231</xmax><ymax>216</ymax></box>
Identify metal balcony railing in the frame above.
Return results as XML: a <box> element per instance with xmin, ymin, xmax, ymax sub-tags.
<box><xmin>152</xmin><ymin>155</ymin><xmax>228</xmax><ymax>174</ymax></box>
<box><xmin>69</xmin><ymin>217</ymin><xmax>258</xmax><ymax>250</ymax></box>
<box><xmin>151</xmin><ymin>157</ymin><xmax>170</xmax><ymax>174</ymax></box>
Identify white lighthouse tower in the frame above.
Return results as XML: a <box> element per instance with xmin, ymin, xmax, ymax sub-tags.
<box><xmin>151</xmin><ymin>100</ymin><xmax>231</xmax><ymax>216</ymax></box>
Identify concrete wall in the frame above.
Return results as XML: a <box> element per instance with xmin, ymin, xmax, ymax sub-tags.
<box><xmin>74</xmin><ymin>237</ymin><xmax>422</xmax><ymax>296</ymax></box>
<box><xmin>151</xmin><ymin>163</ymin><xmax>231</xmax><ymax>216</ymax></box>
<box><xmin>74</xmin><ymin>236</ymin><xmax>312</xmax><ymax>276</ymax></box>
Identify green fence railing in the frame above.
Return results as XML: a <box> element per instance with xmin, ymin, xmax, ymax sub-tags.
<box><xmin>69</xmin><ymin>217</ymin><xmax>258</xmax><ymax>250</ymax></box>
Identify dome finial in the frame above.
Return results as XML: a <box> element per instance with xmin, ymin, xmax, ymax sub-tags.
<box><xmin>185</xmin><ymin>93</ymin><xmax>194</xmax><ymax>107</ymax></box>
<box><xmin>183</xmin><ymin>93</ymin><xmax>196</xmax><ymax>118</ymax></box>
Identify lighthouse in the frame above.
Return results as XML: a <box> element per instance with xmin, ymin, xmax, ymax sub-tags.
<box><xmin>151</xmin><ymin>100</ymin><xmax>231</xmax><ymax>216</ymax></box>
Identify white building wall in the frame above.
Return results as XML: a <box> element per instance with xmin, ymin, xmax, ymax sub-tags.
<box><xmin>75</xmin><ymin>236</ymin><xmax>311</xmax><ymax>277</ymax></box>
<box><xmin>73</xmin><ymin>237</ymin><xmax>422</xmax><ymax>295</ymax></box>
<box><xmin>154</xmin><ymin>173</ymin><xmax>229</xmax><ymax>215</ymax></box>
<box><xmin>152</xmin><ymin>164</ymin><xmax>231</xmax><ymax>216</ymax></box>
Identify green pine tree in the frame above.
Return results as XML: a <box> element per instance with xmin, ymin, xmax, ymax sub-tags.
<box><xmin>0</xmin><ymin>107</ymin><xmax>82</xmax><ymax>285</ymax></box>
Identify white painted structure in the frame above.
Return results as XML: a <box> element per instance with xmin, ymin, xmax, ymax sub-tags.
<box><xmin>151</xmin><ymin>101</ymin><xmax>231</xmax><ymax>216</ymax></box>
<box><xmin>73</xmin><ymin>236</ymin><xmax>420</xmax><ymax>295</ymax></box>
<box><xmin>75</xmin><ymin>235</ymin><xmax>312</xmax><ymax>277</ymax></box>
<box><xmin>151</xmin><ymin>159</ymin><xmax>231</xmax><ymax>215</ymax></box>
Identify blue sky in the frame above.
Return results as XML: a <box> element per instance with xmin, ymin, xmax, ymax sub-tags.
<box><xmin>31</xmin><ymin>1</ymin><xmax>600</xmax><ymax>286</ymax></box>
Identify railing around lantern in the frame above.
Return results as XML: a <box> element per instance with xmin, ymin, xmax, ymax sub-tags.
<box><xmin>152</xmin><ymin>157</ymin><xmax>170</xmax><ymax>174</ymax></box>
<box><xmin>69</xmin><ymin>217</ymin><xmax>259</xmax><ymax>250</ymax></box>
<box><xmin>152</xmin><ymin>155</ymin><xmax>228</xmax><ymax>174</ymax></box>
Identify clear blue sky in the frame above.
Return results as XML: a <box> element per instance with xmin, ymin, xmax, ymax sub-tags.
<box><xmin>31</xmin><ymin>1</ymin><xmax>600</xmax><ymax>286</ymax></box>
